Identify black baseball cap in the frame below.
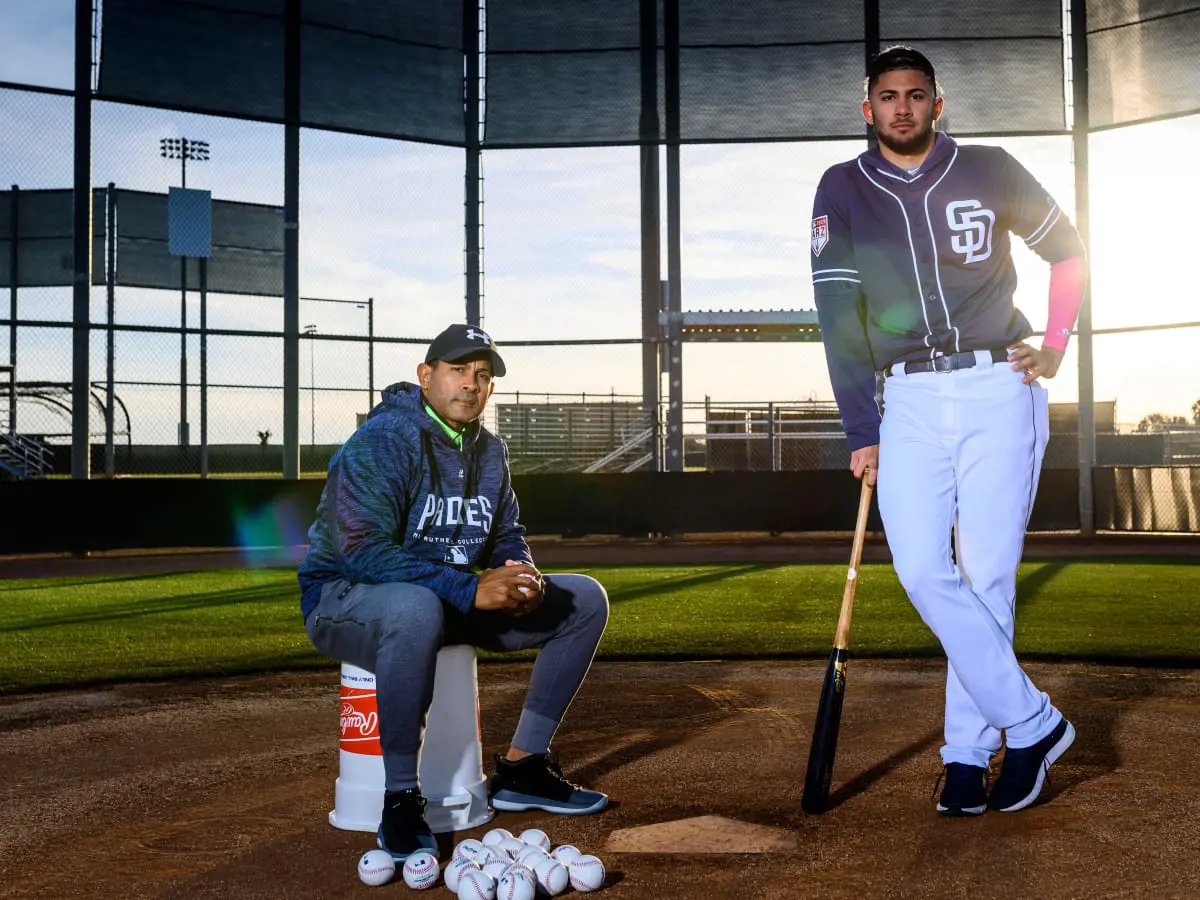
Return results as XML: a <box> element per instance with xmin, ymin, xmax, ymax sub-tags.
<box><xmin>867</xmin><ymin>45</ymin><xmax>938</xmax><ymax>93</ymax></box>
<box><xmin>424</xmin><ymin>323</ymin><xmax>507</xmax><ymax>377</ymax></box>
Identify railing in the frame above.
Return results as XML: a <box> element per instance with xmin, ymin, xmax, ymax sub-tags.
<box><xmin>582</xmin><ymin>427</ymin><xmax>655</xmax><ymax>474</ymax></box>
<box><xmin>0</xmin><ymin>432</ymin><xmax>53</xmax><ymax>479</ymax></box>
<box><xmin>487</xmin><ymin>396</ymin><xmax>848</xmax><ymax>474</ymax></box>
<box><xmin>1164</xmin><ymin>427</ymin><xmax>1200</xmax><ymax>464</ymax></box>
<box><xmin>490</xmin><ymin>393</ymin><xmax>655</xmax><ymax>474</ymax></box>
<box><xmin>698</xmin><ymin>401</ymin><xmax>845</xmax><ymax>472</ymax></box>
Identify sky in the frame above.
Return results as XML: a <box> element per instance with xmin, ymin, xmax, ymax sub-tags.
<box><xmin>1</xmin><ymin>1</ymin><xmax>1198</xmax><ymax>449</ymax></box>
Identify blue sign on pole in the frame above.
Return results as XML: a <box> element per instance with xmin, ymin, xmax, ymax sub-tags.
<box><xmin>168</xmin><ymin>187</ymin><xmax>212</xmax><ymax>258</ymax></box>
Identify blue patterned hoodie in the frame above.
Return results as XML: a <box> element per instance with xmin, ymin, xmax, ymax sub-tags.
<box><xmin>297</xmin><ymin>381</ymin><xmax>532</xmax><ymax>620</ymax></box>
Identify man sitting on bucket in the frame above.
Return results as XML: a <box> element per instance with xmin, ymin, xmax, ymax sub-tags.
<box><xmin>298</xmin><ymin>323</ymin><xmax>610</xmax><ymax>862</ymax></box>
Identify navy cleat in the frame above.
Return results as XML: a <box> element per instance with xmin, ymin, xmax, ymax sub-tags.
<box><xmin>934</xmin><ymin>762</ymin><xmax>989</xmax><ymax>817</ymax></box>
<box><xmin>489</xmin><ymin>753</ymin><xmax>608</xmax><ymax>815</ymax></box>
<box><xmin>376</xmin><ymin>788</ymin><xmax>439</xmax><ymax>863</ymax></box>
<box><xmin>989</xmin><ymin>718</ymin><xmax>1076</xmax><ymax>812</ymax></box>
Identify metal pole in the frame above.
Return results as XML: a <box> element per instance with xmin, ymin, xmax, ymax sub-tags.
<box><xmin>105</xmin><ymin>183</ymin><xmax>116</xmax><ymax>476</ymax></box>
<box><xmin>200</xmin><ymin>257</ymin><xmax>208</xmax><ymax>478</ymax></box>
<box><xmin>8</xmin><ymin>185</ymin><xmax>17</xmax><ymax>436</ymax></box>
<box><xmin>1071</xmin><ymin>0</ymin><xmax>1095</xmax><ymax>533</ymax></box>
<box><xmin>464</xmin><ymin>0</ymin><xmax>482</xmax><ymax>325</ymax></box>
<box><xmin>282</xmin><ymin>0</ymin><xmax>301</xmax><ymax>479</ymax></box>
<box><xmin>768</xmin><ymin>401</ymin><xmax>778</xmax><ymax>472</ymax></box>
<box><xmin>178</xmin><ymin>258</ymin><xmax>188</xmax><ymax>446</ymax></box>
<box><xmin>639</xmin><ymin>0</ymin><xmax>662</xmax><ymax>471</ymax></box>
<box><xmin>368</xmin><ymin>296</ymin><xmax>375</xmax><ymax>409</ymax></box>
<box><xmin>310</xmin><ymin>331</ymin><xmax>316</xmax><ymax>449</ymax></box>
<box><xmin>864</xmin><ymin>0</ymin><xmax>880</xmax><ymax>145</ymax></box>
<box><xmin>178</xmin><ymin>151</ymin><xmax>189</xmax><ymax>448</ymax></box>
<box><xmin>71</xmin><ymin>0</ymin><xmax>93</xmax><ymax>480</ymax></box>
<box><xmin>704</xmin><ymin>394</ymin><xmax>711</xmax><ymax>469</ymax></box>
<box><xmin>664</xmin><ymin>0</ymin><xmax>683</xmax><ymax>473</ymax></box>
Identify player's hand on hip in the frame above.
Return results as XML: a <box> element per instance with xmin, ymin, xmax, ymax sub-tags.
<box><xmin>850</xmin><ymin>446</ymin><xmax>878</xmax><ymax>486</ymax></box>
<box><xmin>1007</xmin><ymin>343</ymin><xmax>1063</xmax><ymax>383</ymax></box>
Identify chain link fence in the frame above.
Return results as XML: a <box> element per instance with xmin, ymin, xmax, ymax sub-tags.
<box><xmin>1</xmin><ymin>5</ymin><xmax>1197</xmax><ymax>532</ymax></box>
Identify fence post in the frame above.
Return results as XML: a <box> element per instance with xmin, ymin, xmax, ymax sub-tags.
<box><xmin>769</xmin><ymin>402</ymin><xmax>780</xmax><ymax>472</ymax></box>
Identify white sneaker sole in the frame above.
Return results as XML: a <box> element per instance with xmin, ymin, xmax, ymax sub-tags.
<box><xmin>937</xmin><ymin>801</ymin><xmax>987</xmax><ymax>816</ymax></box>
<box><xmin>995</xmin><ymin>720</ymin><xmax>1076</xmax><ymax>813</ymax></box>
<box><xmin>491</xmin><ymin>794</ymin><xmax>609</xmax><ymax>815</ymax></box>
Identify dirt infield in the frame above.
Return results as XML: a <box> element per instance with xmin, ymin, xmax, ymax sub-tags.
<box><xmin>2</xmin><ymin>659</ymin><xmax>1198</xmax><ymax>899</ymax></box>
<box><xmin>3</xmin><ymin>536</ymin><xmax>1198</xmax><ymax>899</ymax></box>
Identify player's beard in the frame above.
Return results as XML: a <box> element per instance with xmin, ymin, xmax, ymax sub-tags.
<box><xmin>875</xmin><ymin>119</ymin><xmax>936</xmax><ymax>157</ymax></box>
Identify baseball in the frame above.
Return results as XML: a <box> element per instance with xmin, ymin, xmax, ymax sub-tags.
<box><xmin>453</xmin><ymin>838</ymin><xmax>488</xmax><ymax>863</ymax></box>
<box><xmin>481</xmin><ymin>858</ymin><xmax>510</xmax><ymax>881</ymax></box>
<box><xmin>444</xmin><ymin>856</ymin><xmax>481</xmax><ymax>893</ymax></box>
<box><xmin>550</xmin><ymin>844</ymin><xmax>581</xmax><ymax>865</ymax></box>
<box><xmin>515</xmin><ymin>845</ymin><xmax>550</xmax><ymax>867</ymax></box>
<box><xmin>497</xmin><ymin>836</ymin><xmax>529</xmax><ymax>860</ymax></box>
<box><xmin>456</xmin><ymin>867</ymin><xmax>496</xmax><ymax>900</ymax></box>
<box><xmin>568</xmin><ymin>854</ymin><xmax>606</xmax><ymax>893</ymax></box>
<box><xmin>518</xmin><ymin>827</ymin><xmax>551</xmax><ymax>851</ymax></box>
<box><xmin>482</xmin><ymin>827</ymin><xmax>514</xmax><ymax>847</ymax></box>
<box><xmin>471</xmin><ymin>847</ymin><xmax>504</xmax><ymax>868</ymax></box>
<box><xmin>531</xmin><ymin>857</ymin><xmax>569</xmax><ymax>897</ymax></box>
<box><xmin>497</xmin><ymin>866</ymin><xmax>537</xmax><ymax>900</ymax></box>
<box><xmin>356</xmin><ymin>849</ymin><xmax>395</xmax><ymax>887</ymax></box>
<box><xmin>402</xmin><ymin>851</ymin><xmax>440</xmax><ymax>890</ymax></box>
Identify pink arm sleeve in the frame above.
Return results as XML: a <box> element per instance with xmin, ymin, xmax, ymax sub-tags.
<box><xmin>1042</xmin><ymin>256</ymin><xmax>1087</xmax><ymax>352</ymax></box>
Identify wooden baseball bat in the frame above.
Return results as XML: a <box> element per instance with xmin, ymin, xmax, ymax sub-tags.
<box><xmin>801</xmin><ymin>473</ymin><xmax>874</xmax><ymax>814</ymax></box>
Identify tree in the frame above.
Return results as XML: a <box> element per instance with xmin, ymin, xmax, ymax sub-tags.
<box><xmin>1135</xmin><ymin>412</ymin><xmax>1187</xmax><ymax>434</ymax></box>
<box><xmin>1192</xmin><ymin>398</ymin><xmax>1200</xmax><ymax>426</ymax></box>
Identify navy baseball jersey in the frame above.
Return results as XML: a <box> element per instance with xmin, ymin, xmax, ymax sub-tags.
<box><xmin>810</xmin><ymin>133</ymin><xmax>1084</xmax><ymax>450</ymax></box>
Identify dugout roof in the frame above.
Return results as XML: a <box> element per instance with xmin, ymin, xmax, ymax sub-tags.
<box><xmin>95</xmin><ymin>0</ymin><xmax>1200</xmax><ymax>148</ymax></box>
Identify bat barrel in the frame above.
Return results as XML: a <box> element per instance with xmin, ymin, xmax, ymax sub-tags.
<box><xmin>801</xmin><ymin>646</ymin><xmax>848</xmax><ymax>814</ymax></box>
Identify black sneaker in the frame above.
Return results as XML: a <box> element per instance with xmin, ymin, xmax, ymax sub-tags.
<box><xmin>489</xmin><ymin>753</ymin><xmax>608</xmax><ymax>815</ymax></box>
<box><xmin>989</xmin><ymin>718</ymin><xmax>1076</xmax><ymax>812</ymax></box>
<box><xmin>933</xmin><ymin>763</ymin><xmax>988</xmax><ymax>817</ymax></box>
<box><xmin>376</xmin><ymin>788</ymin><xmax>439</xmax><ymax>862</ymax></box>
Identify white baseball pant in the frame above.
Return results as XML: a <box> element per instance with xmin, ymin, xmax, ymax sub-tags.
<box><xmin>877</xmin><ymin>353</ymin><xmax>1063</xmax><ymax>767</ymax></box>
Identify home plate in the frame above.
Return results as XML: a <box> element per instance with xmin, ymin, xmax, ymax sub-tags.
<box><xmin>605</xmin><ymin>815</ymin><xmax>797</xmax><ymax>854</ymax></box>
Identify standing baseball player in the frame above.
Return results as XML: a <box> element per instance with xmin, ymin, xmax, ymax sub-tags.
<box><xmin>810</xmin><ymin>46</ymin><xmax>1085</xmax><ymax>816</ymax></box>
<box><xmin>299</xmin><ymin>324</ymin><xmax>610</xmax><ymax>863</ymax></box>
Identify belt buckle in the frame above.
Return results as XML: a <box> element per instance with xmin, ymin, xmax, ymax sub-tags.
<box><xmin>932</xmin><ymin>355</ymin><xmax>954</xmax><ymax>374</ymax></box>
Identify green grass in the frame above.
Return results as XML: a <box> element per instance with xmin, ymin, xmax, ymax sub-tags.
<box><xmin>2</xmin><ymin>559</ymin><xmax>1198</xmax><ymax>694</ymax></box>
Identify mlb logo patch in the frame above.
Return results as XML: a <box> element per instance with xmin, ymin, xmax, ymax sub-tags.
<box><xmin>811</xmin><ymin>215</ymin><xmax>829</xmax><ymax>257</ymax></box>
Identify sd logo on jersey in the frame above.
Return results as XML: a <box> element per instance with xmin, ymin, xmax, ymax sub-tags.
<box><xmin>945</xmin><ymin>200</ymin><xmax>995</xmax><ymax>264</ymax></box>
<box><xmin>811</xmin><ymin>215</ymin><xmax>830</xmax><ymax>257</ymax></box>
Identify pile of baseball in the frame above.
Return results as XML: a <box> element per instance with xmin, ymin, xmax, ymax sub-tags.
<box><xmin>356</xmin><ymin>826</ymin><xmax>607</xmax><ymax>896</ymax></box>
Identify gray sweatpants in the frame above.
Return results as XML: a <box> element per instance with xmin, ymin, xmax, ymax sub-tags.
<box><xmin>305</xmin><ymin>574</ymin><xmax>609</xmax><ymax>792</ymax></box>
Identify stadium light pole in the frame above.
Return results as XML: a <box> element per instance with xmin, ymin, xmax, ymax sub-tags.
<box><xmin>159</xmin><ymin>137</ymin><xmax>210</xmax><ymax>447</ymax></box>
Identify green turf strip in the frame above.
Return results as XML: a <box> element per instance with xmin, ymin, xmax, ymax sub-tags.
<box><xmin>1</xmin><ymin>559</ymin><xmax>1197</xmax><ymax>694</ymax></box>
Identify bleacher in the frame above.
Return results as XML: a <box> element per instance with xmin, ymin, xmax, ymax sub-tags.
<box><xmin>496</xmin><ymin>401</ymin><xmax>654</xmax><ymax>474</ymax></box>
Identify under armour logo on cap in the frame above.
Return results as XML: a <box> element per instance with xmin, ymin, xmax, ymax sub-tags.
<box><xmin>424</xmin><ymin>323</ymin><xmax>507</xmax><ymax>376</ymax></box>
